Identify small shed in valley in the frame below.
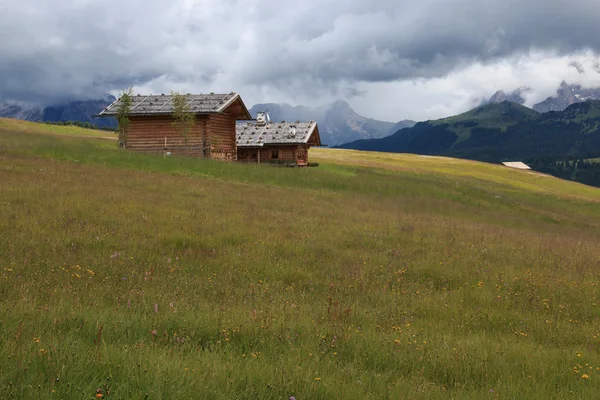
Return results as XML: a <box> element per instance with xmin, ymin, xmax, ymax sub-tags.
<box><xmin>236</xmin><ymin>112</ymin><xmax>322</xmax><ymax>166</ymax></box>
<box><xmin>98</xmin><ymin>93</ymin><xmax>251</xmax><ymax>160</ymax></box>
<box><xmin>502</xmin><ymin>161</ymin><xmax>531</xmax><ymax>170</ymax></box>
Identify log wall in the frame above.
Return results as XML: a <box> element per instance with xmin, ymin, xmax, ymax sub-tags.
<box><xmin>124</xmin><ymin>111</ymin><xmax>310</xmax><ymax>164</ymax></box>
<box><xmin>125</xmin><ymin>113</ymin><xmax>238</xmax><ymax>160</ymax></box>
<box><xmin>207</xmin><ymin>113</ymin><xmax>237</xmax><ymax>161</ymax></box>
<box><xmin>237</xmin><ymin>145</ymin><xmax>310</xmax><ymax>165</ymax></box>
<box><xmin>125</xmin><ymin>115</ymin><xmax>209</xmax><ymax>157</ymax></box>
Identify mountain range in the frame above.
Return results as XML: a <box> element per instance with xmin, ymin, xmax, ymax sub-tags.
<box><xmin>2</xmin><ymin>80</ymin><xmax>600</xmax><ymax>145</ymax></box>
<box><xmin>486</xmin><ymin>87</ymin><xmax>533</xmax><ymax>105</ymax></box>
<box><xmin>0</xmin><ymin>96</ymin><xmax>118</xmax><ymax>129</ymax></box>
<box><xmin>338</xmin><ymin>100</ymin><xmax>600</xmax><ymax>186</ymax></box>
<box><xmin>2</xmin><ymin>81</ymin><xmax>600</xmax><ymax>186</ymax></box>
<box><xmin>0</xmin><ymin>97</ymin><xmax>411</xmax><ymax>146</ymax></box>
<box><xmin>248</xmin><ymin>100</ymin><xmax>415</xmax><ymax>146</ymax></box>
<box><xmin>486</xmin><ymin>81</ymin><xmax>600</xmax><ymax>113</ymax></box>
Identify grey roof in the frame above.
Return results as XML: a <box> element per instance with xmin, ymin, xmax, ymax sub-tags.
<box><xmin>98</xmin><ymin>93</ymin><xmax>243</xmax><ymax>116</ymax></box>
<box><xmin>236</xmin><ymin>121</ymin><xmax>318</xmax><ymax>147</ymax></box>
<box><xmin>502</xmin><ymin>161</ymin><xmax>531</xmax><ymax>170</ymax></box>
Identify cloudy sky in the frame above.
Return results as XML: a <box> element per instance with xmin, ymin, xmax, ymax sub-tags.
<box><xmin>2</xmin><ymin>0</ymin><xmax>600</xmax><ymax>121</ymax></box>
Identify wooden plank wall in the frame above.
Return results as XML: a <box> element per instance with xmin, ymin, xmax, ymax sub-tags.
<box><xmin>296</xmin><ymin>145</ymin><xmax>308</xmax><ymax>165</ymax></box>
<box><xmin>237</xmin><ymin>145</ymin><xmax>310</xmax><ymax>165</ymax></box>
<box><xmin>126</xmin><ymin>115</ymin><xmax>208</xmax><ymax>157</ymax></box>
<box><xmin>125</xmin><ymin>113</ymin><xmax>310</xmax><ymax>164</ymax></box>
<box><xmin>207</xmin><ymin>113</ymin><xmax>237</xmax><ymax>161</ymax></box>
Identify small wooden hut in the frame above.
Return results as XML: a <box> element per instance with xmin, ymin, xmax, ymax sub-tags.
<box><xmin>98</xmin><ymin>93</ymin><xmax>251</xmax><ymax>160</ymax></box>
<box><xmin>236</xmin><ymin>112</ymin><xmax>322</xmax><ymax>166</ymax></box>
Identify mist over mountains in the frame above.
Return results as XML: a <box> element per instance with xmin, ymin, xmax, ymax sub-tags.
<box><xmin>0</xmin><ymin>96</ymin><xmax>414</xmax><ymax>145</ymax></box>
<box><xmin>0</xmin><ymin>96</ymin><xmax>118</xmax><ymax>129</ymax></box>
<box><xmin>486</xmin><ymin>81</ymin><xmax>600</xmax><ymax>113</ymax></box>
<box><xmin>248</xmin><ymin>101</ymin><xmax>415</xmax><ymax>146</ymax></box>
<box><xmin>2</xmin><ymin>80</ymin><xmax>600</xmax><ymax>149</ymax></box>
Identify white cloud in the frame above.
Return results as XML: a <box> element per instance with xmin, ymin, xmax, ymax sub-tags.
<box><xmin>348</xmin><ymin>50</ymin><xmax>600</xmax><ymax>121</ymax></box>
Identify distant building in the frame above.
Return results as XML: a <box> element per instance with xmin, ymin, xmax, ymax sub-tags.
<box><xmin>98</xmin><ymin>93</ymin><xmax>251</xmax><ymax>160</ymax></box>
<box><xmin>236</xmin><ymin>112</ymin><xmax>322</xmax><ymax>166</ymax></box>
<box><xmin>502</xmin><ymin>161</ymin><xmax>531</xmax><ymax>170</ymax></box>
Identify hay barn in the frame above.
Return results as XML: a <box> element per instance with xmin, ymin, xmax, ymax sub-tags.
<box><xmin>236</xmin><ymin>112</ymin><xmax>322</xmax><ymax>166</ymax></box>
<box><xmin>98</xmin><ymin>93</ymin><xmax>251</xmax><ymax>160</ymax></box>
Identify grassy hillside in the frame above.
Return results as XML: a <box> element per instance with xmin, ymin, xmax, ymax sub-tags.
<box><xmin>0</xmin><ymin>118</ymin><xmax>116</xmax><ymax>139</ymax></box>
<box><xmin>433</xmin><ymin>102</ymin><xmax>539</xmax><ymax>141</ymax></box>
<box><xmin>338</xmin><ymin>102</ymin><xmax>543</xmax><ymax>155</ymax></box>
<box><xmin>339</xmin><ymin>101</ymin><xmax>600</xmax><ymax>187</ymax></box>
<box><xmin>1</xmin><ymin>120</ymin><xmax>600</xmax><ymax>399</ymax></box>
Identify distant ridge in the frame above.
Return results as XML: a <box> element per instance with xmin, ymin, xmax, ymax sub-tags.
<box><xmin>338</xmin><ymin>100</ymin><xmax>600</xmax><ymax>187</ymax></box>
<box><xmin>485</xmin><ymin>81</ymin><xmax>600</xmax><ymax>113</ymax></box>
<box><xmin>0</xmin><ymin>96</ymin><xmax>117</xmax><ymax>129</ymax></box>
<box><xmin>248</xmin><ymin>100</ymin><xmax>415</xmax><ymax>146</ymax></box>
<box><xmin>487</xmin><ymin>87</ymin><xmax>532</xmax><ymax>105</ymax></box>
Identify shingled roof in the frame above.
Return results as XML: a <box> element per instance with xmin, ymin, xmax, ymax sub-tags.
<box><xmin>236</xmin><ymin>121</ymin><xmax>320</xmax><ymax>147</ymax></box>
<box><xmin>98</xmin><ymin>93</ymin><xmax>249</xmax><ymax>117</ymax></box>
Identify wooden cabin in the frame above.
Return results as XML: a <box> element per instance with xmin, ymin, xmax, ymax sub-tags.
<box><xmin>98</xmin><ymin>93</ymin><xmax>251</xmax><ymax>160</ymax></box>
<box><xmin>236</xmin><ymin>113</ymin><xmax>322</xmax><ymax>166</ymax></box>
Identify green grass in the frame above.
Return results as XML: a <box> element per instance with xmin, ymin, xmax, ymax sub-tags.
<box><xmin>0</xmin><ymin>118</ymin><xmax>116</xmax><ymax>139</ymax></box>
<box><xmin>1</xmin><ymin>119</ymin><xmax>600</xmax><ymax>399</ymax></box>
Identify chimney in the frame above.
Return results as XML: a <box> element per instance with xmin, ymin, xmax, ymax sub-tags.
<box><xmin>256</xmin><ymin>111</ymin><xmax>267</xmax><ymax>126</ymax></box>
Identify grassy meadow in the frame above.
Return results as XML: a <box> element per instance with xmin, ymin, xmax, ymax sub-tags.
<box><xmin>1</xmin><ymin>119</ymin><xmax>600</xmax><ymax>399</ymax></box>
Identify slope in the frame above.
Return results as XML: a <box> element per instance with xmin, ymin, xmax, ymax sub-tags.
<box><xmin>1</xmin><ymin>121</ymin><xmax>599</xmax><ymax>399</ymax></box>
<box><xmin>339</xmin><ymin>101</ymin><xmax>600</xmax><ymax>187</ymax></box>
<box><xmin>340</xmin><ymin>101</ymin><xmax>539</xmax><ymax>153</ymax></box>
<box><xmin>0</xmin><ymin>117</ymin><xmax>116</xmax><ymax>139</ymax></box>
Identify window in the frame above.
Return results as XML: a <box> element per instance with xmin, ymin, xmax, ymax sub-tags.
<box><xmin>272</xmin><ymin>150</ymin><xmax>279</xmax><ymax>159</ymax></box>
<box><xmin>251</xmin><ymin>152</ymin><xmax>257</xmax><ymax>160</ymax></box>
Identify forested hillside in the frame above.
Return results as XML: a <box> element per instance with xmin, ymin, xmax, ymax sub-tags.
<box><xmin>339</xmin><ymin>101</ymin><xmax>600</xmax><ymax>187</ymax></box>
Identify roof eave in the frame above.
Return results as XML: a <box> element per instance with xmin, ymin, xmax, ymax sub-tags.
<box><xmin>217</xmin><ymin>93</ymin><xmax>252</xmax><ymax>120</ymax></box>
<box><xmin>98</xmin><ymin>110</ymin><xmax>227</xmax><ymax>117</ymax></box>
<box><xmin>303</xmin><ymin>123</ymin><xmax>321</xmax><ymax>145</ymax></box>
<box><xmin>97</xmin><ymin>97</ymin><xmax>122</xmax><ymax>117</ymax></box>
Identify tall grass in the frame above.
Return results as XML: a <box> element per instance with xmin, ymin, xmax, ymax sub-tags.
<box><xmin>1</xmin><ymin>125</ymin><xmax>599</xmax><ymax>399</ymax></box>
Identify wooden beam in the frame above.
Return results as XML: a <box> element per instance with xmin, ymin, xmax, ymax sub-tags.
<box><xmin>130</xmin><ymin>95</ymin><xmax>152</xmax><ymax>111</ymax></box>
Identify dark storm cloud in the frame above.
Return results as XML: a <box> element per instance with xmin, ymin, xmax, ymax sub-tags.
<box><xmin>1</xmin><ymin>0</ymin><xmax>600</xmax><ymax>104</ymax></box>
<box><xmin>239</xmin><ymin>0</ymin><xmax>600</xmax><ymax>87</ymax></box>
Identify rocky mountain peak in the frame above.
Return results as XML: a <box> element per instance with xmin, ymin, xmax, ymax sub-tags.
<box><xmin>533</xmin><ymin>82</ymin><xmax>600</xmax><ymax>113</ymax></box>
<box><xmin>486</xmin><ymin>82</ymin><xmax>600</xmax><ymax>114</ymax></box>
<box><xmin>486</xmin><ymin>87</ymin><xmax>532</xmax><ymax>105</ymax></box>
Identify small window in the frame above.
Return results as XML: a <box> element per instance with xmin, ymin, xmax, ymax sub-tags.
<box><xmin>251</xmin><ymin>152</ymin><xmax>257</xmax><ymax>160</ymax></box>
<box><xmin>272</xmin><ymin>150</ymin><xmax>279</xmax><ymax>159</ymax></box>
